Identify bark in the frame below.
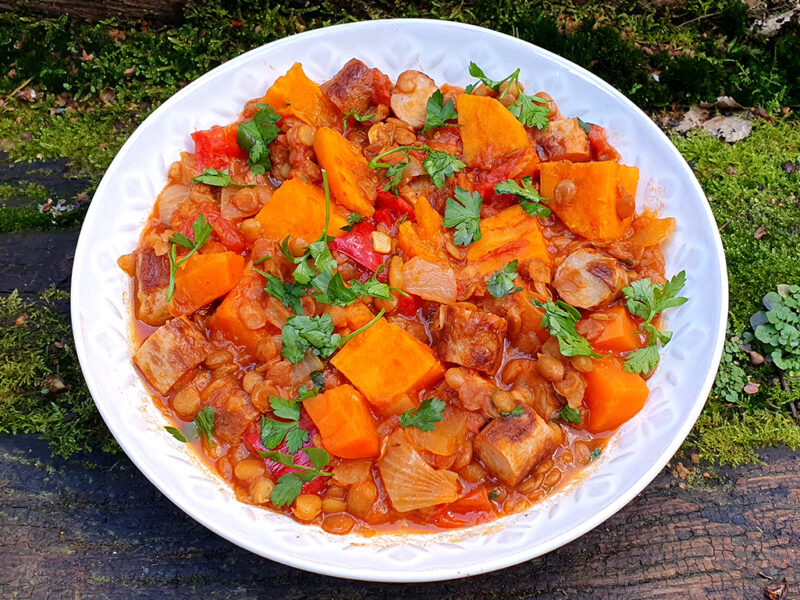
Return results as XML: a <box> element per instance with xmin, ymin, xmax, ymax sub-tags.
<box><xmin>0</xmin><ymin>0</ymin><xmax>185</xmax><ymax>22</ymax></box>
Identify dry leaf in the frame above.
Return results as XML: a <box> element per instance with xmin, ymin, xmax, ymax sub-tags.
<box><xmin>744</xmin><ymin>382</ymin><xmax>760</xmax><ymax>394</ymax></box>
<box><xmin>674</xmin><ymin>106</ymin><xmax>709</xmax><ymax>134</ymax></box>
<box><xmin>702</xmin><ymin>116</ymin><xmax>752</xmax><ymax>142</ymax></box>
<box><xmin>763</xmin><ymin>578</ymin><xmax>787</xmax><ymax>600</ymax></box>
<box><xmin>99</xmin><ymin>87</ymin><xmax>116</xmax><ymax>104</ymax></box>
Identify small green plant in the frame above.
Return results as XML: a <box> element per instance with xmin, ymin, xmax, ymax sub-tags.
<box><xmin>749</xmin><ymin>284</ymin><xmax>800</xmax><ymax>377</ymax></box>
<box><xmin>713</xmin><ymin>329</ymin><xmax>748</xmax><ymax>404</ymax></box>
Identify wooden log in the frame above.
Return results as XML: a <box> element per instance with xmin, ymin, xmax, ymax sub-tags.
<box><xmin>0</xmin><ymin>229</ymin><xmax>79</xmax><ymax>294</ymax></box>
<box><xmin>0</xmin><ymin>434</ymin><xmax>796</xmax><ymax>598</ymax></box>
<box><xmin>0</xmin><ymin>0</ymin><xmax>185</xmax><ymax>22</ymax></box>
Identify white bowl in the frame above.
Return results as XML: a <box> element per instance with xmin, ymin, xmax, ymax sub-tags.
<box><xmin>71</xmin><ymin>19</ymin><xmax>727</xmax><ymax>582</ymax></box>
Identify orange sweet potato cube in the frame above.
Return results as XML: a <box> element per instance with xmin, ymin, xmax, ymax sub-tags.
<box><xmin>261</xmin><ymin>63</ymin><xmax>341</xmax><ymax>129</ymax></box>
<box><xmin>331</xmin><ymin>318</ymin><xmax>444</xmax><ymax>415</ymax></box>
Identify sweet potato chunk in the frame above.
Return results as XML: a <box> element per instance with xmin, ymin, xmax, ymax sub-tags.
<box><xmin>431</xmin><ymin>304</ymin><xmax>508</xmax><ymax>374</ymax></box>
<box><xmin>456</xmin><ymin>94</ymin><xmax>530</xmax><ymax>167</ymax></box>
<box><xmin>331</xmin><ymin>317</ymin><xmax>444</xmax><ymax>415</ymax></box>
<box><xmin>254</xmin><ymin>178</ymin><xmax>348</xmax><ymax>244</ymax></box>
<box><xmin>304</xmin><ymin>384</ymin><xmax>380</xmax><ymax>459</ymax></box>
<box><xmin>168</xmin><ymin>251</ymin><xmax>245</xmax><ymax>317</ymax></box>
<box><xmin>540</xmin><ymin>160</ymin><xmax>639</xmax><ymax>240</ymax></box>
<box><xmin>133</xmin><ymin>318</ymin><xmax>211</xmax><ymax>395</ymax></box>
<box><xmin>474</xmin><ymin>406</ymin><xmax>562</xmax><ymax>486</ymax></box>
<box><xmin>134</xmin><ymin>248</ymin><xmax>170</xmax><ymax>326</ymax></box>
<box><xmin>464</xmin><ymin>205</ymin><xmax>550</xmax><ymax>275</ymax></box>
<box><xmin>261</xmin><ymin>63</ymin><xmax>340</xmax><ymax>129</ymax></box>
<box><xmin>534</xmin><ymin>117</ymin><xmax>590</xmax><ymax>162</ymax></box>
<box><xmin>313</xmin><ymin>127</ymin><xmax>377</xmax><ymax>216</ymax></box>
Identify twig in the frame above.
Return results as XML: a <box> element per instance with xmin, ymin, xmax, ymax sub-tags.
<box><xmin>677</xmin><ymin>12</ymin><xmax>720</xmax><ymax>27</ymax></box>
<box><xmin>6</xmin><ymin>76</ymin><xmax>33</xmax><ymax>99</ymax></box>
<box><xmin>777</xmin><ymin>371</ymin><xmax>797</xmax><ymax>421</ymax></box>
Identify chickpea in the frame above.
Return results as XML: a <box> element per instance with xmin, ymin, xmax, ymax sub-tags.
<box><xmin>234</xmin><ymin>458</ymin><xmax>266</xmax><ymax>482</ymax></box>
<box><xmin>211</xmin><ymin>363</ymin><xmax>238</xmax><ymax>379</ymax></box>
<box><xmin>534</xmin><ymin>458</ymin><xmax>555</xmax><ymax>475</ymax></box>
<box><xmin>205</xmin><ymin>350</ymin><xmax>234</xmax><ymax>369</ymax></box>
<box><xmin>346</xmin><ymin>482</ymin><xmax>378</xmax><ymax>518</ymax></box>
<box><xmin>242</xmin><ymin>371</ymin><xmax>264</xmax><ymax>394</ymax></box>
<box><xmin>325</xmin><ymin>485</ymin><xmax>347</xmax><ymax>499</ymax></box>
<box><xmin>573</xmin><ymin>441</ymin><xmax>592</xmax><ymax>465</ymax></box>
<box><xmin>251</xmin><ymin>380</ymin><xmax>279</xmax><ymax>412</ymax></box>
<box><xmin>536</xmin><ymin>353</ymin><xmax>565</xmax><ymax>382</ymax></box>
<box><xmin>554</xmin><ymin>180</ymin><xmax>577</xmax><ymax>203</ymax></box>
<box><xmin>251</xmin><ymin>478</ymin><xmax>274</xmax><ymax>504</ymax></box>
<box><xmin>518</xmin><ymin>474</ymin><xmax>544</xmax><ymax>495</ymax></box>
<box><xmin>256</xmin><ymin>336</ymin><xmax>279</xmax><ymax>363</ymax></box>
<box><xmin>239</xmin><ymin>218</ymin><xmax>262</xmax><ymax>242</ymax></box>
<box><xmin>616</xmin><ymin>187</ymin><xmax>636</xmax><ymax>219</ymax></box>
<box><xmin>232</xmin><ymin>187</ymin><xmax>261</xmax><ymax>214</ymax></box>
<box><xmin>570</xmin><ymin>355</ymin><xmax>594</xmax><ymax>373</ymax></box>
<box><xmin>492</xmin><ymin>390</ymin><xmax>517</xmax><ymax>414</ymax></box>
<box><xmin>296</xmin><ymin>124</ymin><xmax>316</xmax><ymax>147</ymax></box>
<box><xmin>452</xmin><ymin>441</ymin><xmax>473</xmax><ymax>470</ymax></box>
<box><xmin>459</xmin><ymin>461</ymin><xmax>486</xmax><ymax>483</ymax></box>
<box><xmin>543</xmin><ymin>469</ymin><xmax>562</xmax><ymax>488</ymax></box>
<box><xmin>172</xmin><ymin>387</ymin><xmax>200</xmax><ymax>421</ymax></box>
<box><xmin>322</xmin><ymin>498</ymin><xmax>347</xmax><ymax>513</ymax></box>
<box><xmin>292</xmin><ymin>494</ymin><xmax>323</xmax><ymax>521</ymax></box>
<box><xmin>237</xmin><ymin>300</ymin><xmax>267</xmax><ymax>330</ymax></box>
<box><xmin>322</xmin><ymin>514</ymin><xmax>355</xmax><ymax>535</ymax></box>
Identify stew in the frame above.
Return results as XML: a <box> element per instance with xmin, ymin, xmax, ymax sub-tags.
<box><xmin>119</xmin><ymin>58</ymin><xmax>687</xmax><ymax>535</ymax></box>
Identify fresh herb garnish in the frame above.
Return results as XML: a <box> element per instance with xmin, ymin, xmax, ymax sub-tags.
<box><xmin>166</xmin><ymin>213</ymin><xmax>214</xmax><ymax>302</ymax></box>
<box><xmin>493</xmin><ymin>176</ymin><xmax>552</xmax><ymax>218</ymax></box>
<box><xmin>501</xmin><ymin>405</ymin><xmax>525</xmax><ymax>418</ymax></box>
<box><xmin>530</xmin><ymin>299</ymin><xmax>602</xmax><ymax>358</ymax></box>
<box><xmin>487</xmin><ymin>260</ymin><xmax>523</xmax><ymax>298</ymax></box>
<box><xmin>256</xmin><ymin>269</ymin><xmax>306</xmax><ymax>315</ymax></box>
<box><xmin>399</xmin><ymin>397</ymin><xmax>445</xmax><ymax>432</ymax></box>
<box><xmin>590</xmin><ymin>448</ymin><xmax>602</xmax><ymax>461</ymax></box>
<box><xmin>342</xmin><ymin>109</ymin><xmax>375</xmax><ymax>135</ymax></box>
<box><xmin>192</xmin><ymin>168</ymin><xmax>254</xmax><ymax>187</ymax></box>
<box><xmin>164</xmin><ymin>426</ymin><xmax>194</xmax><ymax>443</ymax></box>
<box><xmin>488</xmin><ymin>489</ymin><xmax>500</xmax><ymax>501</ymax></box>
<box><xmin>340</xmin><ymin>212</ymin><xmax>365</xmax><ymax>232</ymax></box>
<box><xmin>577</xmin><ymin>118</ymin><xmax>592</xmax><ymax>135</ymax></box>
<box><xmin>253</xmin><ymin>254</ymin><xmax>272</xmax><ymax>266</ymax></box>
<box><xmin>281</xmin><ymin>309</ymin><xmax>385</xmax><ymax>364</ymax></box>
<box><xmin>420</xmin><ymin>89</ymin><xmax>459</xmax><ymax>134</ymax></box>
<box><xmin>559</xmin><ymin>405</ymin><xmax>581</xmax><ymax>423</ymax></box>
<box><xmin>622</xmin><ymin>271</ymin><xmax>688</xmax><ymax>374</ymax></box>
<box><xmin>466</xmin><ymin>62</ymin><xmax>550</xmax><ymax>129</ymax></box>
<box><xmin>368</xmin><ymin>145</ymin><xmax>466</xmax><ymax>191</ymax></box>
<box><xmin>237</xmin><ymin>103</ymin><xmax>281</xmax><ymax>174</ymax></box>
<box><xmin>442</xmin><ymin>186</ymin><xmax>482</xmax><ymax>246</ymax></box>
<box><xmin>194</xmin><ymin>406</ymin><xmax>215</xmax><ymax>447</ymax></box>
<box><xmin>309</xmin><ymin>370</ymin><xmax>326</xmax><ymax>389</ymax></box>
<box><xmin>263</xmin><ymin>447</ymin><xmax>334</xmax><ymax>507</ymax></box>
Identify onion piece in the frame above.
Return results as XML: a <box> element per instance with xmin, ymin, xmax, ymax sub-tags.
<box><xmin>156</xmin><ymin>184</ymin><xmax>190</xmax><ymax>226</ymax></box>
<box><xmin>406</xmin><ymin>405</ymin><xmax>468</xmax><ymax>456</ymax></box>
<box><xmin>378</xmin><ymin>429</ymin><xmax>459</xmax><ymax>512</ymax></box>
<box><xmin>401</xmin><ymin>257</ymin><xmax>457</xmax><ymax>305</ymax></box>
<box><xmin>291</xmin><ymin>351</ymin><xmax>324</xmax><ymax>384</ymax></box>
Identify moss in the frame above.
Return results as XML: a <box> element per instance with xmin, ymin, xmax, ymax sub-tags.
<box><xmin>687</xmin><ymin>404</ymin><xmax>800</xmax><ymax>467</ymax></box>
<box><xmin>0</xmin><ymin>289</ymin><xmax>117</xmax><ymax>458</ymax></box>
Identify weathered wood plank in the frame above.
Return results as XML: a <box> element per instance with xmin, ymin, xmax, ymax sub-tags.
<box><xmin>0</xmin><ymin>229</ymin><xmax>79</xmax><ymax>294</ymax></box>
<box><xmin>0</xmin><ymin>0</ymin><xmax>185</xmax><ymax>22</ymax></box>
<box><xmin>0</xmin><ymin>435</ymin><xmax>796</xmax><ymax>598</ymax></box>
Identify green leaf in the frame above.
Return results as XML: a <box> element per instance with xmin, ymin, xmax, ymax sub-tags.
<box><xmin>559</xmin><ymin>405</ymin><xmax>581</xmax><ymax>423</ymax></box>
<box><xmin>285</xmin><ymin>427</ymin><xmax>309</xmax><ymax>454</ymax></box>
<box><xmin>260</xmin><ymin>416</ymin><xmax>296</xmax><ymax>450</ymax></box>
<box><xmin>530</xmin><ymin>298</ymin><xmax>602</xmax><ymax>358</ymax></box>
<box><xmin>292</xmin><ymin>259</ymin><xmax>317</xmax><ymax>285</ymax></box>
<box><xmin>399</xmin><ymin>397</ymin><xmax>445</xmax><ymax>432</ymax></box>
<box><xmin>303</xmin><ymin>447</ymin><xmax>331</xmax><ymax>471</ymax></box>
<box><xmin>193</xmin><ymin>406</ymin><xmax>215</xmax><ymax>447</ymax></box>
<box><xmin>165</xmin><ymin>426</ymin><xmax>187</xmax><ymax>442</ymax></box>
<box><xmin>590</xmin><ymin>448</ymin><xmax>602</xmax><ymax>461</ymax></box>
<box><xmin>192</xmin><ymin>213</ymin><xmax>214</xmax><ymax>247</ymax></box>
<box><xmin>383</xmin><ymin>159</ymin><xmax>408</xmax><ymax>192</ymax></box>
<box><xmin>466</xmin><ymin>62</ymin><xmax>519</xmax><ymax>93</ymax></box>
<box><xmin>577</xmin><ymin>118</ymin><xmax>592</xmax><ymax>134</ymax></box>
<box><xmin>487</xmin><ymin>260</ymin><xmax>523</xmax><ymax>298</ymax></box>
<box><xmin>624</xmin><ymin>322</ymin><xmax>673</xmax><ymax>374</ymax></box>
<box><xmin>237</xmin><ymin>103</ymin><xmax>281</xmax><ymax>174</ymax></box>
<box><xmin>341</xmin><ymin>212</ymin><xmax>365</xmax><ymax>232</ymax></box>
<box><xmin>422</xmin><ymin>148</ymin><xmax>466</xmax><ymax>189</ymax></box>
<box><xmin>488</xmin><ymin>489</ymin><xmax>500</xmax><ymax>500</ymax></box>
<box><xmin>442</xmin><ymin>186</ymin><xmax>482</xmax><ymax>246</ymax></box>
<box><xmin>269</xmin><ymin>396</ymin><xmax>300</xmax><ymax>421</ymax></box>
<box><xmin>501</xmin><ymin>405</ymin><xmax>525</xmax><ymax>417</ymax></box>
<box><xmin>168</xmin><ymin>232</ymin><xmax>195</xmax><ymax>249</ymax></box>
<box><xmin>192</xmin><ymin>168</ymin><xmax>254</xmax><ymax>187</ymax></box>
<box><xmin>297</xmin><ymin>384</ymin><xmax>321</xmax><ymax>401</ymax></box>
<box><xmin>270</xmin><ymin>473</ymin><xmax>304</xmax><ymax>507</ymax></box>
<box><xmin>622</xmin><ymin>271</ymin><xmax>688</xmax><ymax>323</ymax></box>
<box><xmin>420</xmin><ymin>89</ymin><xmax>459</xmax><ymax>134</ymax></box>
<box><xmin>258</xmin><ymin>271</ymin><xmax>306</xmax><ymax>315</ymax></box>
<box><xmin>493</xmin><ymin>176</ymin><xmax>552</xmax><ymax>218</ymax></box>
<box><xmin>508</xmin><ymin>92</ymin><xmax>550</xmax><ymax>129</ymax></box>
<box><xmin>281</xmin><ymin>314</ymin><xmax>341</xmax><ymax>364</ymax></box>
<box><xmin>308</xmin><ymin>240</ymin><xmax>338</xmax><ymax>275</ymax></box>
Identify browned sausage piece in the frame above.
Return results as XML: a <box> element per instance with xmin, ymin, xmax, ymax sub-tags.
<box><xmin>133</xmin><ymin>318</ymin><xmax>211</xmax><ymax>395</ymax></box>
<box><xmin>135</xmin><ymin>248</ymin><xmax>170</xmax><ymax>327</ymax></box>
<box><xmin>553</xmin><ymin>247</ymin><xmax>629</xmax><ymax>310</ymax></box>
<box><xmin>432</xmin><ymin>304</ymin><xmax>508</xmax><ymax>374</ymax></box>
<box><xmin>202</xmin><ymin>375</ymin><xmax>259</xmax><ymax>445</ymax></box>
<box><xmin>474</xmin><ymin>406</ymin><xmax>562</xmax><ymax>486</ymax></box>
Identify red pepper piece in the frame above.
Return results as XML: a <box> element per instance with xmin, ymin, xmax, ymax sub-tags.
<box><xmin>396</xmin><ymin>292</ymin><xmax>419</xmax><ymax>317</ymax></box>
<box><xmin>191</xmin><ymin>123</ymin><xmax>247</xmax><ymax>171</ymax></box>
<box><xmin>375</xmin><ymin>190</ymin><xmax>415</xmax><ymax>222</ymax></box>
<box><xmin>431</xmin><ymin>485</ymin><xmax>496</xmax><ymax>529</ymax></box>
<box><xmin>328</xmin><ymin>221</ymin><xmax>384</xmax><ymax>272</ymax></box>
<box><xmin>243</xmin><ymin>413</ymin><xmax>329</xmax><ymax>496</ymax></box>
<box><xmin>177</xmin><ymin>203</ymin><xmax>246</xmax><ymax>253</ymax></box>
<box><xmin>372</xmin><ymin>208</ymin><xmax>395</xmax><ymax>232</ymax></box>
<box><xmin>587</xmin><ymin>124</ymin><xmax>621</xmax><ymax>162</ymax></box>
